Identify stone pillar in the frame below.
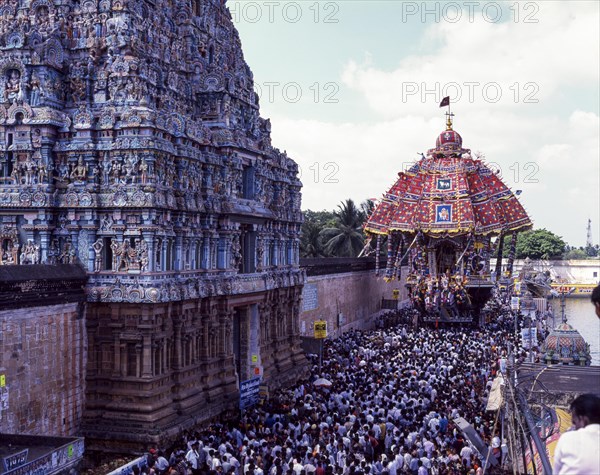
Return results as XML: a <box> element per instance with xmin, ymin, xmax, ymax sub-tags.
<box><xmin>189</xmin><ymin>239</ymin><xmax>196</xmax><ymax>270</ymax></box>
<box><xmin>70</xmin><ymin>228</ymin><xmax>80</xmax><ymax>261</ymax></box>
<box><xmin>151</xmin><ymin>342</ymin><xmax>159</xmax><ymax>375</ymax></box>
<box><xmin>120</xmin><ymin>343</ymin><xmax>127</xmax><ymax>376</ymax></box>
<box><xmin>40</xmin><ymin>229</ymin><xmax>51</xmax><ymax>264</ymax></box>
<box><xmin>162</xmin><ymin>339</ymin><xmax>167</xmax><ymax>374</ymax></box>
<box><xmin>293</xmin><ymin>239</ymin><xmax>300</xmax><ymax>266</ymax></box>
<box><xmin>201</xmin><ymin>233</ymin><xmax>210</xmax><ymax>269</ymax></box>
<box><xmin>191</xmin><ymin>330</ymin><xmax>198</xmax><ymax>363</ymax></box>
<box><xmin>83</xmin><ymin>229</ymin><xmax>95</xmax><ymax>272</ymax></box>
<box><xmin>289</xmin><ymin>293</ymin><xmax>300</xmax><ymax>337</ymax></box>
<box><xmin>113</xmin><ymin>334</ymin><xmax>121</xmax><ymax>376</ymax></box>
<box><xmin>217</xmin><ymin>235</ymin><xmax>227</xmax><ymax>269</ymax></box>
<box><xmin>200</xmin><ymin>314</ymin><xmax>209</xmax><ymax>359</ymax></box>
<box><xmin>173</xmin><ymin>319</ymin><xmax>182</xmax><ymax>370</ymax></box>
<box><xmin>272</xmin><ymin>239</ymin><xmax>279</xmax><ymax>267</ymax></box>
<box><xmin>264</xmin><ymin>238</ymin><xmax>271</xmax><ymax>267</ymax></box>
<box><xmin>144</xmin><ymin>232</ymin><xmax>154</xmax><ymax>272</ymax></box>
<box><xmin>260</xmin><ymin>302</ymin><xmax>271</xmax><ymax>343</ymax></box>
<box><xmin>135</xmin><ymin>343</ymin><xmax>142</xmax><ymax>378</ymax></box>
<box><xmin>287</xmin><ymin>240</ymin><xmax>293</xmax><ymax>266</ymax></box>
<box><xmin>210</xmin><ymin>235</ymin><xmax>218</xmax><ymax>269</ymax></box>
<box><xmin>162</xmin><ymin>239</ymin><xmax>168</xmax><ymax>271</ymax></box>
<box><xmin>225</xmin><ymin>234</ymin><xmax>234</xmax><ymax>270</ymax></box>
<box><xmin>174</xmin><ymin>234</ymin><xmax>183</xmax><ymax>271</ymax></box>
<box><xmin>219</xmin><ymin>309</ymin><xmax>233</xmax><ymax>357</ymax></box>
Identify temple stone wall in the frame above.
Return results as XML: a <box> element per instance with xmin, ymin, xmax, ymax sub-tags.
<box><xmin>300</xmin><ymin>264</ymin><xmax>406</xmax><ymax>338</ymax></box>
<box><xmin>83</xmin><ymin>283</ymin><xmax>307</xmax><ymax>451</ymax></box>
<box><xmin>0</xmin><ymin>303</ymin><xmax>86</xmax><ymax>436</ymax></box>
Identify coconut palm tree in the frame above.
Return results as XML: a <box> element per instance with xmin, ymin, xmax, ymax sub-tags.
<box><xmin>359</xmin><ymin>199</ymin><xmax>376</xmax><ymax>223</ymax></box>
<box><xmin>320</xmin><ymin>199</ymin><xmax>365</xmax><ymax>257</ymax></box>
<box><xmin>300</xmin><ymin>221</ymin><xmax>327</xmax><ymax>258</ymax></box>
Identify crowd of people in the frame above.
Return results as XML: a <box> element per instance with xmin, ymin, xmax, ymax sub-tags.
<box><xmin>138</xmin><ymin>308</ymin><xmax>523</xmax><ymax>475</ymax></box>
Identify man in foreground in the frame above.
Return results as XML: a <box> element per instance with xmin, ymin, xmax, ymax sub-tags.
<box><xmin>591</xmin><ymin>284</ymin><xmax>600</xmax><ymax>318</ymax></box>
<box><xmin>553</xmin><ymin>393</ymin><xmax>600</xmax><ymax>475</ymax></box>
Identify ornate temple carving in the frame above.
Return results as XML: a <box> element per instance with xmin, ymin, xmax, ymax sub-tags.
<box><xmin>363</xmin><ymin>113</ymin><xmax>532</xmax><ymax>324</ymax></box>
<box><xmin>0</xmin><ymin>0</ymin><xmax>307</xmax><ymax>448</ymax></box>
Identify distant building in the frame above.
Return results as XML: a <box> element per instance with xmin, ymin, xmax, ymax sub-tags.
<box><xmin>0</xmin><ymin>0</ymin><xmax>306</xmax><ymax>449</ymax></box>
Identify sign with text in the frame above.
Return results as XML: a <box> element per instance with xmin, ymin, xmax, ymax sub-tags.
<box><xmin>106</xmin><ymin>456</ymin><xmax>148</xmax><ymax>475</ymax></box>
<box><xmin>521</xmin><ymin>327</ymin><xmax>538</xmax><ymax>349</ymax></box>
<box><xmin>2</xmin><ymin>439</ymin><xmax>84</xmax><ymax>475</ymax></box>
<box><xmin>240</xmin><ymin>377</ymin><xmax>261</xmax><ymax>410</ymax></box>
<box><xmin>302</xmin><ymin>283</ymin><xmax>318</xmax><ymax>311</ymax></box>
<box><xmin>514</xmin><ymin>279</ymin><xmax>522</xmax><ymax>295</ymax></box>
<box><xmin>3</xmin><ymin>449</ymin><xmax>28</xmax><ymax>472</ymax></box>
<box><xmin>259</xmin><ymin>384</ymin><xmax>269</xmax><ymax>404</ymax></box>
<box><xmin>313</xmin><ymin>320</ymin><xmax>327</xmax><ymax>339</ymax></box>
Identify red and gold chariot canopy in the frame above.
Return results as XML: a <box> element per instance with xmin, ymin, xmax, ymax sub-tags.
<box><xmin>364</xmin><ymin>126</ymin><xmax>532</xmax><ymax>237</ymax></box>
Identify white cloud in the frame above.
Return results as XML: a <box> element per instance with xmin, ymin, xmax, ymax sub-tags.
<box><xmin>264</xmin><ymin>2</ymin><xmax>599</xmax><ymax>247</ymax></box>
<box><xmin>534</xmin><ymin>144</ymin><xmax>573</xmax><ymax>170</ymax></box>
<box><xmin>340</xmin><ymin>2</ymin><xmax>599</xmax><ymax>119</ymax></box>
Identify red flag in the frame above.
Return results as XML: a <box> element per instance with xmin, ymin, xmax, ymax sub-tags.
<box><xmin>439</xmin><ymin>96</ymin><xmax>450</xmax><ymax>107</ymax></box>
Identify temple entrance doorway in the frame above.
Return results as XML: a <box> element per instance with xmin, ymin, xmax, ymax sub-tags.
<box><xmin>232</xmin><ymin>304</ymin><xmax>261</xmax><ymax>384</ymax></box>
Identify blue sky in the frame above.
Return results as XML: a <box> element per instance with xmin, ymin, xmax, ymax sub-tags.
<box><xmin>233</xmin><ymin>1</ymin><xmax>600</xmax><ymax>247</ymax></box>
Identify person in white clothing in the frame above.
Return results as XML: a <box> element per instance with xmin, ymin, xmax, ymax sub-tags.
<box><xmin>459</xmin><ymin>444</ymin><xmax>473</xmax><ymax>468</ymax></box>
<box><xmin>553</xmin><ymin>393</ymin><xmax>600</xmax><ymax>475</ymax></box>
<box><xmin>186</xmin><ymin>442</ymin><xmax>204</xmax><ymax>475</ymax></box>
<box><xmin>291</xmin><ymin>458</ymin><xmax>304</xmax><ymax>475</ymax></box>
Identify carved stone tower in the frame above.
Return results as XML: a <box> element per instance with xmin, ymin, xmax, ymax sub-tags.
<box><xmin>0</xmin><ymin>0</ymin><xmax>307</xmax><ymax>449</ymax></box>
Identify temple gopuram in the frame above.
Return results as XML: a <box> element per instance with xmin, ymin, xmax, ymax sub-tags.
<box><xmin>364</xmin><ymin>112</ymin><xmax>532</xmax><ymax>325</ymax></box>
<box><xmin>0</xmin><ymin>0</ymin><xmax>306</xmax><ymax>449</ymax></box>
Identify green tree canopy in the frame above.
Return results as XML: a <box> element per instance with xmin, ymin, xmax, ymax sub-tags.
<box><xmin>564</xmin><ymin>248</ymin><xmax>588</xmax><ymax>260</ymax></box>
<box><xmin>303</xmin><ymin>210</ymin><xmax>336</xmax><ymax>229</ymax></box>
<box><xmin>300</xmin><ymin>210</ymin><xmax>335</xmax><ymax>258</ymax></box>
<box><xmin>509</xmin><ymin>228</ymin><xmax>567</xmax><ymax>259</ymax></box>
<box><xmin>320</xmin><ymin>199</ymin><xmax>365</xmax><ymax>257</ymax></box>
<box><xmin>300</xmin><ymin>220</ymin><xmax>328</xmax><ymax>258</ymax></box>
<box><xmin>301</xmin><ymin>199</ymin><xmax>378</xmax><ymax>258</ymax></box>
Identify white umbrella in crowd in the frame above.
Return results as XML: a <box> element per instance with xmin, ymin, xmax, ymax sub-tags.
<box><xmin>313</xmin><ymin>377</ymin><xmax>332</xmax><ymax>387</ymax></box>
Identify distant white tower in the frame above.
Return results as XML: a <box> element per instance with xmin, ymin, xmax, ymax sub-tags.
<box><xmin>586</xmin><ymin>219</ymin><xmax>593</xmax><ymax>248</ymax></box>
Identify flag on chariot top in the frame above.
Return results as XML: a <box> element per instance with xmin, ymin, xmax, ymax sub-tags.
<box><xmin>439</xmin><ymin>96</ymin><xmax>450</xmax><ymax>108</ymax></box>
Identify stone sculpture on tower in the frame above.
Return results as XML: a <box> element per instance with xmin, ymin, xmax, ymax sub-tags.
<box><xmin>0</xmin><ymin>0</ymin><xmax>307</xmax><ymax>448</ymax></box>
